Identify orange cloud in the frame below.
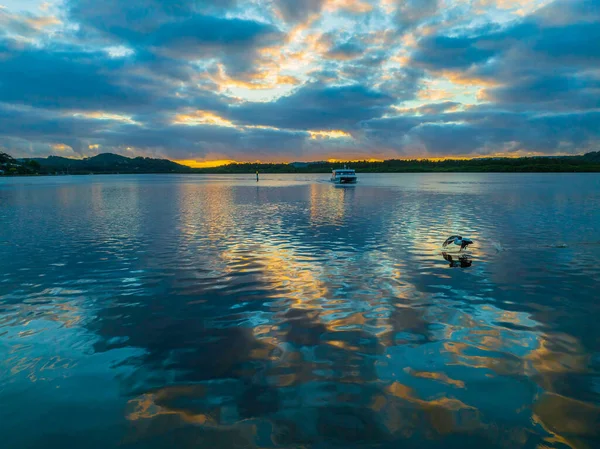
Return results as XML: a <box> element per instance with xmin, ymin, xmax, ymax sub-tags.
<box><xmin>440</xmin><ymin>70</ymin><xmax>499</xmax><ymax>87</ymax></box>
<box><xmin>73</xmin><ymin>111</ymin><xmax>138</xmax><ymax>124</ymax></box>
<box><xmin>309</xmin><ymin>130</ymin><xmax>352</xmax><ymax>139</ymax></box>
<box><xmin>211</xmin><ymin>62</ymin><xmax>301</xmax><ymax>94</ymax></box>
<box><xmin>325</xmin><ymin>0</ymin><xmax>374</xmax><ymax>13</ymax></box>
<box><xmin>26</xmin><ymin>15</ymin><xmax>61</xmax><ymax>29</ymax></box>
<box><xmin>172</xmin><ymin>110</ymin><xmax>237</xmax><ymax>128</ymax></box>
<box><xmin>380</xmin><ymin>0</ymin><xmax>396</xmax><ymax>14</ymax></box>
<box><xmin>418</xmin><ymin>87</ymin><xmax>453</xmax><ymax>101</ymax></box>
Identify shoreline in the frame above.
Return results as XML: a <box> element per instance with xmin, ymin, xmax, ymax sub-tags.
<box><xmin>3</xmin><ymin>169</ymin><xmax>600</xmax><ymax>177</ymax></box>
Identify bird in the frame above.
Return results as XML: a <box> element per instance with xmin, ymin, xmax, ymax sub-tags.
<box><xmin>442</xmin><ymin>235</ymin><xmax>473</xmax><ymax>251</ymax></box>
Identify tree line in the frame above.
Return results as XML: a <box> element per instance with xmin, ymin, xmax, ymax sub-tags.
<box><xmin>2</xmin><ymin>151</ymin><xmax>600</xmax><ymax>175</ymax></box>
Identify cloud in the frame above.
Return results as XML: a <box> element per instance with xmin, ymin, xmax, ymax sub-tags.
<box><xmin>395</xmin><ymin>101</ymin><xmax>462</xmax><ymax>115</ymax></box>
<box><xmin>0</xmin><ymin>38</ymin><xmax>150</xmax><ymax>110</ymax></box>
<box><xmin>395</xmin><ymin>0</ymin><xmax>440</xmax><ymax>31</ymax></box>
<box><xmin>0</xmin><ymin>9</ymin><xmax>61</xmax><ymax>38</ymax></box>
<box><xmin>483</xmin><ymin>74</ymin><xmax>600</xmax><ymax>111</ymax></box>
<box><xmin>0</xmin><ymin>0</ymin><xmax>599</xmax><ymax>160</ymax></box>
<box><xmin>144</xmin><ymin>16</ymin><xmax>281</xmax><ymax>57</ymax></box>
<box><xmin>325</xmin><ymin>40</ymin><xmax>366</xmax><ymax>60</ymax></box>
<box><xmin>136</xmin><ymin>15</ymin><xmax>284</xmax><ymax>76</ymax></box>
<box><xmin>66</xmin><ymin>0</ymin><xmax>239</xmax><ymax>37</ymax></box>
<box><xmin>408</xmin><ymin>0</ymin><xmax>600</xmax><ymax>117</ymax></box>
<box><xmin>229</xmin><ymin>82</ymin><xmax>394</xmax><ymax>129</ymax></box>
<box><xmin>273</xmin><ymin>0</ymin><xmax>326</xmax><ymax>24</ymax></box>
<box><xmin>360</xmin><ymin>107</ymin><xmax>600</xmax><ymax>156</ymax></box>
<box><xmin>66</xmin><ymin>0</ymin><xmax>283</xmax><ymax>78</ymax></box>
<box><xmin>411</xmin><ymin>34</ymin><xmax>498</xmax><ymax>71</ymax></box>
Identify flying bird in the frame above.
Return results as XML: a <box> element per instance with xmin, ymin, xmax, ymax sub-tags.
<box><xmin>442</xmin><ymin>235</ymin><xmax>473</xmax><ymax>251</ymax></box>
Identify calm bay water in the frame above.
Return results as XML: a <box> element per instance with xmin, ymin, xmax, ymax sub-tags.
<box><xmin>1</xmin><ymin>173</ymin><xmax>599</xmax><ymax>449</ymax></box>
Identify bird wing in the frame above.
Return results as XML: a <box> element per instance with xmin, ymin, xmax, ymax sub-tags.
<box><xmin>443</xmin><ymin>235</ymin><xmax>461</xmax><ymax>247</ymax></box>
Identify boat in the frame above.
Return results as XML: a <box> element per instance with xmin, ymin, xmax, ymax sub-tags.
<box><xmin>330</xmin><ymin>166</ymin><xmax>357</xmax><ymax>184</ymax></box>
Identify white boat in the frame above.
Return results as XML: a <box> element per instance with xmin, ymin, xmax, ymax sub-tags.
<box><xmin>330</xmin><ymin>166</ymin><xmax>357</xmax><ymax>184</ymax></box>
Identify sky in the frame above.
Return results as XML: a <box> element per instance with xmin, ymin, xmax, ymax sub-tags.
<box><xmin>0</xmin><ymin>0</ymin><xmax>598</xmax><ymax>164</ymax></box>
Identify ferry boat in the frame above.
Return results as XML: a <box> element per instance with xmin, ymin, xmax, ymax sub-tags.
<box><xmin>330</xmin><ymin>166</ymin><xmax>357</xmax><ymax>184</ymax></box>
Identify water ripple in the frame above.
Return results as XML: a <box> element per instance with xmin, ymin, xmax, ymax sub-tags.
<box><xmin>1</xmin><ymin>174</ymin><xmax>599</xmax><ymax>448</ymax></box>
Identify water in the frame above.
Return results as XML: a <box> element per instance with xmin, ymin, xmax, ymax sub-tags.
<box><xmin>1</xmin><ymin>173</ymin><xmax>599</xmax><ymax>449</ymax></box>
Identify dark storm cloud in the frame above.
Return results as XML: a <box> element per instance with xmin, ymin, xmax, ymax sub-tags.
<box><xmin>229</xmin><ymin>82</ymin><xmax>394</xmax><ymax>130</ymax></box>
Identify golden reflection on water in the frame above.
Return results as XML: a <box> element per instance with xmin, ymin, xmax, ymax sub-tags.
<box><xmin>125</xmin><ymin>387</ymin><xmax>259</xmax><ymax>447</ymax></box>
<box><xmin>310</xmin><ymin>183</ymin><xmax>354</xmax><ymax>225</ymax></box>
<box><xmin>533</xmin><ymin>393</ymin><xmax>600</xmax><ymax>449</ymax></box>
<box><xmin>371</xmin><ymin>382</ymin><xmax>481</xmax><ymax>437</ymax></box>
<box><xmin>2</xmin><ymin>176</ymin><xmax>600</xmax><ymax>448</ymax></box>
<box><xmin>405</xmin><ymin>368</ymin><xmax>465</xmax><ymax>388</ymax></box>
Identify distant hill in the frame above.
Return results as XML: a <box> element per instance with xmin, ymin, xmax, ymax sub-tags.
<box><xmin>1</xmin><ymin>152</ymin><xmax>40</xmax><ymax>175</ymax></box>
<box><xmin>23</xmin><ymin>153</ymin><xmax>192</xmax><ymax>174</ymax></box>
<box><xmin>581</xmin><ymin>151</ymin><xmax>600</xmax><ymax>162</ymax></box>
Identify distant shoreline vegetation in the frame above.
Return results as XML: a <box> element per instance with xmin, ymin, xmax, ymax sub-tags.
<box><xmin>2</xmin><ymin>151</ymin><xmax>600</xmax><ymax>175</ymax></box>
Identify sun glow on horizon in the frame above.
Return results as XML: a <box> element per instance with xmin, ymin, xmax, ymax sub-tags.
<box><xmin>327</xmin><ymin>158</ymin><xmax>384</xmax><ymax>163</ymax></box>
<box><xmin>175</xmin><ymin>159</ymin><xmax>238</xmax><ymax>168</ymax></box>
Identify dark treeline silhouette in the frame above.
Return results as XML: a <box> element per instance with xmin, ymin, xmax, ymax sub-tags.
<box><xmin>199</xmin><ymin>152</ymin><xmax>600</xmax><ymax>173</ymax></box>
<box><xmin>20</xmin><ymin>153</ymin><xmax>192</xmax><ymax>174</ymax></box>
<box><xmin>0</xmin><ymin>152</ymin><xmax>41</xmax><ymax>175</ymax></box>
<box><xmin>2</xmin><ymin>151</ymin><xmax>600</xmax><ymax>175</ymax></box>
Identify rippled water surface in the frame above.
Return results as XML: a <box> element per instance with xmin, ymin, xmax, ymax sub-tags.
<box><xmin>1</xmin><ymin>173</ymin><xmax>600</xmax><ymax>449</ymax></box>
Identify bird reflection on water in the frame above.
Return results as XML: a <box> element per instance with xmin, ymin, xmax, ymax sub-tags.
<box><xmin>442</xmin><ymin>251</ymin><xmax>473</xmax><ymax>268</ymax></box>
<box><xmin>1</xmin><ymin>174</ymin><xmax>600</xmax><ymax>449</ymax></box>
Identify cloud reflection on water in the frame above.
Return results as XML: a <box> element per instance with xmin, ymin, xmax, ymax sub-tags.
<box><xmin>0</xmin><ymin>174</ymin><xmax>599</xmax><ymax>448</ymax></box>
